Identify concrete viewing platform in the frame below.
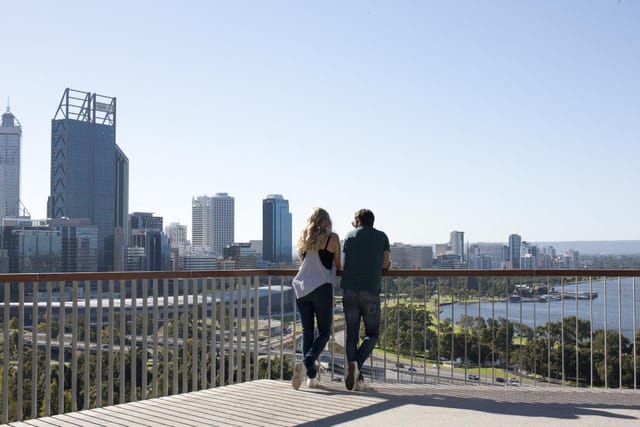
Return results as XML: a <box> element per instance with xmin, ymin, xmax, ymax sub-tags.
<box><xmin>7</xmin><ymin>380</ymin><xmax>640</xmax><ymax>426</ymax></box>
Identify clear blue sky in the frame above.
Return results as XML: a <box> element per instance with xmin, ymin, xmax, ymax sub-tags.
<box><xmin>3</xmin><ymin>1</ymin><xmax>639</xmax><ymax>245</ymax></box>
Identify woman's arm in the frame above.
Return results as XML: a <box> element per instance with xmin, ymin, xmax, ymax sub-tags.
<box><xmin>330</xmin><ymin>232</ymin><xmax>342</xmax><ymax>270</ymax></box>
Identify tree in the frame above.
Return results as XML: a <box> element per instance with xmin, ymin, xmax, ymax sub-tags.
<box><xmin>379</xmin><ymin>303</ymin><xmax>434</xmax><ymax>358</ymax></box>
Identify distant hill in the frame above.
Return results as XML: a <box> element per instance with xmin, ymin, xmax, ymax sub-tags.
<box><xmin>531</xmin><ymin>241</ymin><xmax>640</xmax><ymax>255</ymax></box>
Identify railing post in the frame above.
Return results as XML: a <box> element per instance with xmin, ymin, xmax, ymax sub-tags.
<box><xmin>589</xmin><ymin>276</ymin><xmax>594</xmax><ymax>388</ymax></box>
<box><xmin>436</xmin><ymin>277</ymin><xmax>441</xmax><ymax>384</ymax></box>
<box><xmin>279</xmin><ymin>276</ymin><xmax>284</xmax><ymax>380</ymax></box>
<box><xmin>191</xmin><ymin>278</ymin><xmax>199</xmax><ymax>391</ymax></box>
<box><xmin>181</xmin><ymin>279</ymin><xmax>188</xmax><ymax>392</ymax></box>
<box><xmin>119</xmin><ymin>280</ymin><xmax>126</xmax><ymax>403</ymax></box>
<box><xmin>574</xmin><ymin>276</ymin><xmax>579</xmax><ymax>388</ymax></box>
<box><xmin>490</xmin><ymin>277</ymin><xmax>495</xmax><ymax>384</ymax></box>
<box><xmin>96</xmin><ymin>279</ymin><xmax>103</xmax><ymax>407</ymax></box>
<box><xmin>162</xmin><ymin>278</ymin><xmax>169</xmax><ymax>396</ymax></box>
<box><xmin>107</xmin><ymin>279</ymin><xmax>114</xmax><ymax>405</ymax></box>
<box><xmin>142</xmin><ymin>278</ymin><xmax>149</xmax><ymax>400</ymax></box>
<box><xmin>2</xmin><ymin>281</ymin><xmax>9</xmax><ymax>424</ymax></box>
<box><xmin>131</xmin><ymin>279</ymin><xmax>138</xmax><ymax>401</ymax></box>
<box><xmin>618</xmin><ymin>277</ymin><xmax>623</xmax><ymax>389</ymax></box>
<box><xmin>634</xmin><ymin>277</ymin><xmax>638</xmax><ymax>390</ymax></box>
<box><xmin>382</xmin><ymin>276</ymin><xmax>387</xmax><ymax>383</ymax></box>
<box><xmin>17</xmin><ymin>281</ymin><xmax>24</xmax><ymax>421</ymax></box>
<box><xmin>220</xmin><ymin>278</ymin><xmax>226</xmax><ymax>386</ymax></box>
<box><xmin>31</xmin><ymin>282</ymin><xmax>39</xmax><ymax>419</ymax></box>
<box><xmin>253</xmin><ymin>275</ymin><xmax>259</xmax><ymax>382</ymax></box>
<box><xmin>83</xmin><ymin>280</ymin><xmax>91</xmax><ymax>409</ymax></box>
<box><xmin>546</xmin><ymin>276</ymin><xmax>551</xmax><ymax>387</ymax></box>
<box><xmin>604</xmin><ymin>277</ymin><xmax>608</xmax><ymax>388</ymax></box>
<box><xmin>199</xmin><ymin>277</ymin><xmax>207</xmax><ymax>390</ymax></box>
<box><xmin>45</xmin><ymin>280</ymin><xmax>53</xmax><ymax>416</ymax></box>
<box><xmin>172</xmin><ymin>278</ymin><xmax>179</xmax><ymax>394</ymax></box>
<box><xmin>71</xmin><ymin>280</ymin><xmax>78</xmax><ymax>412</ymax></box>
<box><xmin>210</xmin><ymin>278</ymin><xmax>217</xmax><ymax>388</ymax></box>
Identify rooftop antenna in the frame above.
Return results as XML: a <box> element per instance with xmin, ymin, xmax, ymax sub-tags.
<box><xmin>6</xmin><ymin>97</ymin><xmax>9</xmax><ymax>113</ymax></box>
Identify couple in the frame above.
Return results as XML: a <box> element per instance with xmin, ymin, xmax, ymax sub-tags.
<box><xmin>291</xmin><ymin>208</ymin><xmax>390</xmax><ymax>391</ymax></box>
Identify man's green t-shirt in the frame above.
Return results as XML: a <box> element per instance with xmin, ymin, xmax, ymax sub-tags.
<box><xmin>340</xmin><ymin>226</ymin><xmax>390</xmax><ymax>293</ymax></box>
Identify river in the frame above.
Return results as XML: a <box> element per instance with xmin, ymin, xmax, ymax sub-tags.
<box><xmin>446</xmin><ymin>277</ymin><xmax>640</xmax><ymax>339</ymax></box>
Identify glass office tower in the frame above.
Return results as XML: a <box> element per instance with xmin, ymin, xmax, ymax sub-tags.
<box><xmin>262</xmin><ymin>194</ymin><xmax>292</xmax><ymax>265</ymax></box>
<box><xmin>48</xmin><ymin>89</ymin><xmax>129</xmax><ymax>271</ymax></box>
<box><xmin>0</xmin><ymin>105</ymin><xmax>21</xmax><ymax>218</ymax></box>
<box><xmin>211</xmin><ymin>193</ymin><xmax>234</xmax><ymax>255</ymax></box>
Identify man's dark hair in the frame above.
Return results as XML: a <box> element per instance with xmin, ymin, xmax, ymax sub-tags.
<box><xmin>355</xmin><ymin>209</ymin><xmax>375</xmax><ymax>227</ymax></box>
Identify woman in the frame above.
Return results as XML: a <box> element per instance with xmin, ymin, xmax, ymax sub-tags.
<box><xmin>291</xmin><ymin>207</ymin><xmax>341</xmax><ymax>389</ymax></box>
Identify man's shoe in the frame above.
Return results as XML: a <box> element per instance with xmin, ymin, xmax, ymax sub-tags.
<box><xmin>307</xmin><ymin>376</ymin><xmax>320</xmax><ymax>388</ymax></box>
<box><xmin>345</xmin><ymin>362</ymin><xmax>359</xmax><ymax>391</ymax></box>
<box><xmin>292</xmin><ymin>363</ymin><xmax>306</xmax><ymax>390</ymax></box>
<box><xmin>315</xmin><ymin>360</ymin><xmax>321</xmax><ymax>381</ymax></box>
<box><xmin>355</xmin><ymin>374</ymin><xmax>366</xmax><ymax>391</ymax></box>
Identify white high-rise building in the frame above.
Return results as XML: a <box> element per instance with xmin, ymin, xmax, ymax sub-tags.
<box><xmin>191</xmin><ymin>193</ymin><xmax>234</xmax><ymax>255</ymax></box>
<box><xmin>166</xmin><ymin>222</ymin><xmax>188</xmax><ymax>249</ymax></box>
<box><xmin>211</xmin><ymin>192</ymin><xmax>234</xmax><ymax>255</ymax></box>
<box><xmin>192</xmin><ymin>196</ymin><xmax>211</xmax><ymax>251</ymax></box>
<box><xmin>0</xmin><ymin>104</ymin><xmax>21</xmax><ymax>218</ymax></box>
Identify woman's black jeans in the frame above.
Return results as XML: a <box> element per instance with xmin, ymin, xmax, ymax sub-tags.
<box><xmin>296</xmin><ymin>283</ymin><xmax>333</xmax><ymax>379</ymax></box>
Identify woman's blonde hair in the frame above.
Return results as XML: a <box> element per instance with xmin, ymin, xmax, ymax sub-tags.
<box><xmin>297</xmin><ymin>207</ymin><xmax>332</xmax><ymax>254</ymax></box>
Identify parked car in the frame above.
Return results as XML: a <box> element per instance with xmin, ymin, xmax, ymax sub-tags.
<box><xmin>395</xmin><ymin>362</ymin><xmax>405</xmax><ymax>368</ymax></box>
<box><xmin>408</xmin><ymin>367</ymin><xmax>417</xmax><ymax>372</ymax></box>
<box><xmin>507</xmin><ymin>378</ymin><xmax>520</xmax><ymax>386</ymax></box>
<box><xmin>496</xmin><ymin>377</ymin><xmax>505</xmax><ymax>383</ymax></box>
<box><xmin>467</xmin><ymin>374</ymin><xmax>479</xmax><ymax>381</ymax></box>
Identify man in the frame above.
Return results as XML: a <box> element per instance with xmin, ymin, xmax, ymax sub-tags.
<box><xmin>341</xmin><ymin>209</ymin><xmax>390</xmax><ymax>391</ymax></box>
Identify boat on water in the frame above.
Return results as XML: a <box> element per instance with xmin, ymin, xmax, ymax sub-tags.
<box><xmin>539</xmin><ymin>291</ymin><xmax>598</xmax><ymax>301</ymax></box>
<box><xmin>538</xmin><ymin>294</ymin><xmax>561</xmax><ymax>302</ymax></box>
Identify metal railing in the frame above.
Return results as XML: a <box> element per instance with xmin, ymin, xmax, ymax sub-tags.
<box><xmin>0</xmin><ymin>269</ymin><xmax>638</xmax><ymax>423</ymax></box>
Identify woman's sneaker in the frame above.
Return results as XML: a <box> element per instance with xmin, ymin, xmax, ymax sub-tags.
<box><xmin>307</xmin><ymin>376</ymin><xmax>320</xmax><ymax>388</ymax></box>
<box><xmin>292</xmin><ymin>363</ymin><xmax>306</xmax><ymax>390</ymax></box>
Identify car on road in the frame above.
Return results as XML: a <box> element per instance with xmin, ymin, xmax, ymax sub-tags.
<box><xmin>496</xmin><ymin>377</ymin><xmax>505</xmax><ymax>383</ymax></box>
<box><xmin>507</xmin><ymin>378</ymin><xmax>520</xmax><ymax>386</ymax></box>
<box><xmin>407</xmin><ymin>367</ymin><xmax>417</xmax><ymax>372</ymax></box>
<box><xmin>467</xmin><ymin>374</ymin><xmax>479</xmax><ymax>381</ymax></box>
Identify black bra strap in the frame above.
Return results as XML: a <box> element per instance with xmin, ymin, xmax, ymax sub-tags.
<box><xmin>325</xmin><ymin>234</ymin><xmax>332</xmax><ymax>250</ymax></box>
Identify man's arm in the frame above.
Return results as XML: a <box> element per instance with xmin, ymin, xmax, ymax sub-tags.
<box><xmin>382</xmin><ymin>250</ymin><xmax>391</xmax><ymax>270</ymax></box>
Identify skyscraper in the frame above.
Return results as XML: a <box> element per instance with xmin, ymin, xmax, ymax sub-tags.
<box><xmin>508</xmin><ymin>234</ymin><xmax>522</xmax><ymax>269</ymax></box>
<box><xmin>191</xmin><ymin>193</ymin><xmax>234</xmax><ymax>255</ymax></box>
<box><xmin>128</xmin><ymin>212</ymin><xmax>170</xmax><ymax>271</ymax></box>
<box><xmin>192</xmin><ymin>195</ymin><xmax>211</xmax><ymax>252</ymax></box>
<box><xmin>0</xmin><ymin>104</ymin><xmax>21</xmax><ymax>218</ymax></box>
<box><xmin>166</xmin><ymin>222</ymin><xmax>188</xmax><ymax>249</ymax></box>
<box><xmin>450</xmin><ymin>230</ymin><xmax>465</xmax><ymax>262</ymax></box>
<box><xmin>262</xmin><ymin>194</ymin><xmax>292</xmax><ymax>265</ymax></box>
<box><xmin>211</xmin><ymin>193</ymin><xmax>234</xmax><ymax>255</ymax></box>
<box><xmin>48</xmin><ymin>89</ymin><xmax>129</xmax><ymax>271</ymax></box>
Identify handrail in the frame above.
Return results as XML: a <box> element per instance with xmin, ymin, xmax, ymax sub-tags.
<box><xmin>1</xmin><ymin>268</ymin><xmax>639</xmax><ymax>282</ymax></box>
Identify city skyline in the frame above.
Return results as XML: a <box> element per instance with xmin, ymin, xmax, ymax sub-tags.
<box><xmin>2</xmin><ymin>2</ymin><xmax>640</xmax><ymax>245</ymax></box>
